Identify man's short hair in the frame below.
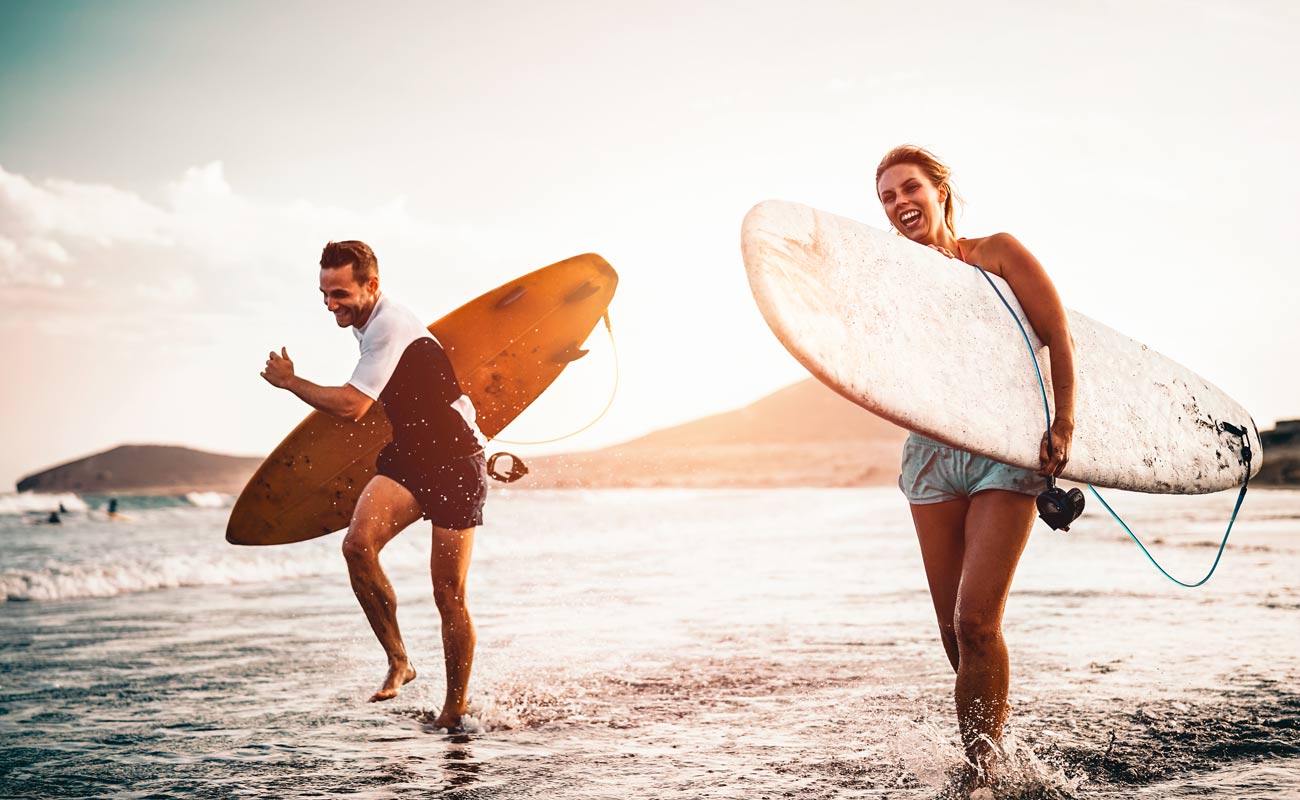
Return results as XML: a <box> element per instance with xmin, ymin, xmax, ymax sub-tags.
<box><xmin>320</xmin><ymin>240</ymin><xmax>378</xmax><ymax>286</ymax></box>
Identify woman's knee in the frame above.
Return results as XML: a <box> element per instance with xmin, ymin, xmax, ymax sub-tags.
<box><xmin>955</xmin><ymin>611</ymin><xmax>1002</xmax><ymax>654</ymax></box>
<box><xmin>938</xmin><ymin>619</ymin><xmax>958</xmax><ymax>646</ymax></box>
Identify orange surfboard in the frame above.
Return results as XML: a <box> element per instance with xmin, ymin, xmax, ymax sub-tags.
<box><xmin>226</xmin><ymin>254</ymin><xmax>618</xmax><ymax>545</ymax></box>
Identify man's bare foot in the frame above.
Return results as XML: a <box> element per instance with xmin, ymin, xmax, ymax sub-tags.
<box><xmin>368</xmin><ymin>663</ymin><xmax>417</xmax><ymax>702</ymax></box>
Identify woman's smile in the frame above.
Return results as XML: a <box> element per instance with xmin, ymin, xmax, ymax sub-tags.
<box><xmin>898</xmin><ymin>208</ymin><xmax>923</xmax><ymax>233</ymax></box>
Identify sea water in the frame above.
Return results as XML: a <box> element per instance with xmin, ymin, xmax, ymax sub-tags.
<box><xmin>2</xmin><ymin>488</ymin><xmax>1297</xmax><ymax>799</ymax></box>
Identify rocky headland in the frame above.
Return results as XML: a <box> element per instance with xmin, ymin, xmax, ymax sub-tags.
<box><xmin>13</xmin><ymin>387</ymin><xmax>1299</xmax><ymax>494</ymax></box>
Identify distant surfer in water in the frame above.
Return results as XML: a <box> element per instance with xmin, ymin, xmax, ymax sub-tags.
<box><xmin>260</xmin><ymin>240</ymin><xmax>487</xmax><ymax>726</ymax></box>
<box><xmin>875</xmin><ymin>146</ymin><xmax>1077</xmax><ymax>787</ymax></box>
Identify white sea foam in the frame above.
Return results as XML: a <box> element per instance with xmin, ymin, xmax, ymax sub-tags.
<box><xmin>0</xmin><ymin>551</ymin><xmax>340</xmax><ymax>603</ymax></box>
<box><xmin>890</xmin><ymin>716</ymin><xmax>1086</xmax><ymax>798</ymax></box>
<box><xmin>408</xmin><ymin>672</ymin><xmax>598</xmax><ymax>733</ymax></box>
<box><xmin>184</xmin><ymin>491</ymin><xmax>233</xmax><ymax>508</ymax></box>
<box><xmin>0</xmin><ymin>492</ymin><xmax>90</xmax><ymax>516</ymax></box>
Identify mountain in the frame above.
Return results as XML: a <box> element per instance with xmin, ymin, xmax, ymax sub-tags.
<box><xmin>1257</xmin><ymin>420</ymin><xmax>1300</xmax><ymax>485</ymax></box>
<box><xmin>15</xmin><ymin>391</ymin><xmax>1296</xmax><ymax>494</ymax></box>
<box><xmin>11</xmin><ymin>380</ymin><xmax>906</xmax><ymax>494</ymax></box>
<box><xmin>516</xmin><ymin>379</ymin><xmax>908</xmax><ymax>488</ymax></box>
<box><xmin>16</xmin><ymin>445</ymin><xmax>263</xmax><ymax>495</ymax></box>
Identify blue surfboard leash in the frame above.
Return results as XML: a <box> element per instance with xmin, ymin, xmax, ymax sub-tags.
<box><xmin>971</xmin><ymin>263</ymin><xmax>1252</xmax><ymax>587</ymax></box>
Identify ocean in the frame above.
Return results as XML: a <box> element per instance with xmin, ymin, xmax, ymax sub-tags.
<box><xmin>2</xmin><ymin>487</ymin><xmax>1297</xmax><ymax>799</ymax></box>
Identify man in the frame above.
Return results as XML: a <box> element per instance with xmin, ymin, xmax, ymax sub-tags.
<box><xmin>260</xmin><ymin>240</ymin><xmax>487</xmax><ymax>726</ymax></box>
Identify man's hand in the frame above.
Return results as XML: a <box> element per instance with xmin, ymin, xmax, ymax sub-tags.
<box><xmin>257</xmin><ymin>350</ymin><xmax>373</xmax><ymax>420</ymax></box>
<box><xmin>261</xmin><ymin>347</ymin><xmax>296</xmax><ymax>389</ymax></box>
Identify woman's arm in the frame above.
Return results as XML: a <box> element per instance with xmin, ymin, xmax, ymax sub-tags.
<box><xmin>984</xmin><ymin>233</ymin><xmax>1077</xmax><ymax>477</ymax></box>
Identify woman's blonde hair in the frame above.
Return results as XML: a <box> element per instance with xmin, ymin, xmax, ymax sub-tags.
<box><xmin>875</xmin><ymin>145</ymin><xmax>962</xmax><ymax>234</ymax></box>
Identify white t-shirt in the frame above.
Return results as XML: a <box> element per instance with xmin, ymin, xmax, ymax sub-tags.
<box><xmin>348</xmin><ymin>294</ymin><xmax>485</xmax><ymax>456</ymax></box>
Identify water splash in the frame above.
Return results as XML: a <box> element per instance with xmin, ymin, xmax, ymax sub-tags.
<box><xmin>890</xmin><ymin>717</ymin><xmax>1086</xmax><ymax>800</ymax></box>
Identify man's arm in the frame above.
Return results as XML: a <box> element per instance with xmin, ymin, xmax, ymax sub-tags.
<box><xmin>261</xmin><ymin>347</ymin><xmax>375</xmax><ymax>421</ymax></box>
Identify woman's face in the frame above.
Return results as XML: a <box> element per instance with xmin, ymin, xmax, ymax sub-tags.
<box><xmin>876</xmin><ymin>163</ymin><xmax>947</xmax><ymax>244</ymax></box>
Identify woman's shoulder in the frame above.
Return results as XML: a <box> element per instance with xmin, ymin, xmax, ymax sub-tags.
<box><xmin>960</xmin><ymin>232</ymin><xmax>1022</xmax><ymax>254</ymax></box>
<box><xmin>959</xmin><ymin>233</ymin><xmax>1032</xmax><ymax>275</ymax></box>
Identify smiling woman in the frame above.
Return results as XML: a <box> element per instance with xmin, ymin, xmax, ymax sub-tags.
<box><xmin>876</xmin><ymin>144</ymin><xmax>963</xmax><ymax>242</ymax></box>
<box><xmin>872</xmin><ymin>144</ymin><xmax>1079</xmax><ymax>791</ymax></box>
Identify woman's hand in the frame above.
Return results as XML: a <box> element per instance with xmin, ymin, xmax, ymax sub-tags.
<box><xmin>928</xmin><ymin>244</ymin><xmax>955</xmax><ymax>259</ymax></box>
<box><xmin>1038</xmin><ymin>417</ymin><xmax>1073</xmax><ymax>478</ymax></box>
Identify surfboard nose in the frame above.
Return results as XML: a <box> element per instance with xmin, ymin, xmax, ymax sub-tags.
<box><xmin>574</xmin><ymin>253</ymin><xmax>618</xmax><ymax>293</ymax></box>
<box><xmin>742</xmin><ymin>200</ymin><xmax>823</xmax><ymax>275</ymax></box>
<box><xmin>741</xmin><ymin>200</ymin><xmax>783</xmax><ymax>251</ymax></box>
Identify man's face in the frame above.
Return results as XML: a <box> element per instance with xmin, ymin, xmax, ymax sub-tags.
<box><xmin>319</xmin><ymin>265</ymin><xmax>378</xmax><ymax>328</ymax></box>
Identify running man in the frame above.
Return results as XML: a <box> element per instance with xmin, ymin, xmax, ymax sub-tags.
<box><xmin>260</xmin><ymin>240</ymin><xmax>487</xmax><ymax>727</ymax></box>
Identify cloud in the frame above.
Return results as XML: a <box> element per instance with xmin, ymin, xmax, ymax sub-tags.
<box><xmin>0</xmin><ymin>235</ymin><xmax>66</xmax><ymax>288</ymax></box>
<box><xmin>0</xmin><ymin>164</ymin><xmax>172</xmax><ymax>267</ymax></box>
<box><xmin>158</xmin><ymin>162</ymin><xmax>458</xmax><ymax>277</ymax></box>
<box><xmin>0</xmin><ymin>162</ymin><xmax>478</xmax><ymax>305</ymax></box>
<box><xmin>0</xmin><ymin>165</ymin><xmax>165</xmax><ymax>287</ymax></box>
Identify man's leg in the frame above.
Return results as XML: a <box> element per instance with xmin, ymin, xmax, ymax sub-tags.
<box><xmin>430</xmin><ymin>525</ymin><xmax>476</xmax><ymax>729</ymax></box>
<box><xmin>341</xmin><ymin>474</ymin><xmax>425</xmax><ymax>702</ymax></box>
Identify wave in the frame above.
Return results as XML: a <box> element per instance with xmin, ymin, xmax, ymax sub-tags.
<box><xmin>0</xmin><ymin>492</ymin><xmax>90</xmax><ymax>516</ymax></box>
<box><xmin>184</xmin><ymin>491</ymin><xmax>233</xmax><ymax>508</ymax></box>
<box><xmin>1</xmin><ymin>551</ymin><xmax>339</xmax><ymax>603</ymax></box>
<box><xmin>0</xmin><ymin>492</ymin><xmax>236</xmax><ymax>517</ymax></box>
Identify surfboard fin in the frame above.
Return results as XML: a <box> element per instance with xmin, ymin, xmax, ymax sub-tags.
<box><xmin>551</xmin><ymin>342</ymin><xmax>589</xmax><ymax>363</ymax></box>
<box><xmin>564</xmin><ymin>281</ymin><xmax>599</xmax><ymax>303</ymax></box>
<box><xmin>496</xmin><ymin>285</ymin><xmax>527</xmax><ymax>308</ymax></box>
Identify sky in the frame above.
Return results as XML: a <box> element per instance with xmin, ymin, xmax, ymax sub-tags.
<box><xmin>2</xmin><ymin>0</ymin><xmax>1297</xmax><ymax>489</ymax></box>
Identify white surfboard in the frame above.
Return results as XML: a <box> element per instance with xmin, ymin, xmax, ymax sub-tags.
<box><xmin>741</xmin><ymin>200</ymin><xmax>1260</xmax><ymax>494</ymax></box>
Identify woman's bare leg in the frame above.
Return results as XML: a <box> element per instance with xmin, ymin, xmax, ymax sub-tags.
<box><xmin>910</xmin><ymin>499</ymin><xmax>970</xmax><ymax>671</ymax></box>
<box><xmin>954</xmin><ymin>489</ymin><xmax>1036</xmax><ymax>774</ymax></box>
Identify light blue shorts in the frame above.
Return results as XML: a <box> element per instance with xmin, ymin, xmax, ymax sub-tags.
<box><xmin>898</xmin><ymin>433</ymin><xmax>1042</xmax><ymax>505</ymax></box>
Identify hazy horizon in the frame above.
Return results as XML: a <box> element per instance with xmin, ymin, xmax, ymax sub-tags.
<box><xmin>3</xmin><ymin>0</ymin><xmax>1298</xmax><ymax>489</ymax></box>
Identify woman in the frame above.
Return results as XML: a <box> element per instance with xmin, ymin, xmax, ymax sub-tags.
<box><xmin>874</xmin><ymin>145</ymin><xmax>1076</xmax><ymax>782</ymax></box>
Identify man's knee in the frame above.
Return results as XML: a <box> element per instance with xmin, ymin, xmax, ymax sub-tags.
<box><xmin>341</xmin><ymin>532</ymin><xmax>379</xmax><ymax>565</ymax></box>
<box><xmin>433</xmin><ymin>579</ymin><xmax>469</xmax><ymax>613</ymax></box>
